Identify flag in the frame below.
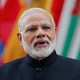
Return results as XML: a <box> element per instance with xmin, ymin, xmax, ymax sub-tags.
<box><xmin>0</xmin><ymin>0</ymin><xmax>80</xmax><ymax>65</ymax></box>
<box><xmin>0</xmin><ymin>0</ymin><xmax>26</xmax><ymax>64</ymax></box>
<box><xmin>0</xmin><ymin>0</ymin><xmax>52</xmax><ymax>64</ymax></box>
<box><xmin>52</xmin><ymin>0</ymin><xmax>80</xmax><ymax>59</ymax></box>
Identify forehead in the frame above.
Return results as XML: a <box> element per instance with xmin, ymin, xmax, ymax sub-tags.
<box><xmin>21</xmin><ymin>12</ymin><xmax>53</xmax><ymax>27</ymax></box>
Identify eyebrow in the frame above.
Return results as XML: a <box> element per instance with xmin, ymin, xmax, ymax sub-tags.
<box><xmin>25</xmin><ymin>22</ymin><xmax>52</xmax><ymax>29</ymax></box>
<box><xmin>41</xmin><ymin>23</ymin><xmax>51</xmax><ymax>26</ymax></box>
<box><xmin>24</xmin><ymin>24</ymin><xmax>38</xmax><ymax>30</ymax></box>
<box><xmin>41</xmin><ymin>23</ymin><xmax>52</xmax><ymax>27</ymax></box>
<box><xmin>41</xmin><ymin>22</ymin><xmax>53</xmax><ymax>26</ymax></box>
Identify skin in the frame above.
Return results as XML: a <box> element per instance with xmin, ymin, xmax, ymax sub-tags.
<box><xmin>17</xmin><ymin>11</ymin><xmax>56</xmax><ymax>52</ymax></box>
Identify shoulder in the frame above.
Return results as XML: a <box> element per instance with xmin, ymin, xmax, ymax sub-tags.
<box><xmin>57</xmin><ymin>55</ymin><xmax>80</xmax><ymax>64</ymax></box>
<box><xmin>0</xmin><ymin>57</ymin><xmax>25</xmax><ymax>73</ymax></box>
<box><xmin>56</xmin><ymin>55</ymin><xmax>80</xmax><ymax>69</ymax></box>
<box><xmin>0</xmin><ymin>57</ymin><xmax>26</xmax><ymax>80</ymax></box>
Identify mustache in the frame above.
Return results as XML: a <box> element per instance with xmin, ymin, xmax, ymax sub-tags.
<box><xmin>32</xmin><ymin>37</ymin><xmax>51</xmax><ymax>46</ymax></box>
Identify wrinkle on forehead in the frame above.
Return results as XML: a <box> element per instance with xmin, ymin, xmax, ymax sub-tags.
<box><xmin>24</xmin><ymin>22</ymin><xmax>53</xmax><ymax>31</ymax></box>
<box><xmin>21</xmin><ymin>12</ymin><xmax>54</xmax><ymax>28</ymax></box>
<box><xmin>18</xmin><ymin>8</ymin><xmax>55</xmax><ymax>32</ymax></box>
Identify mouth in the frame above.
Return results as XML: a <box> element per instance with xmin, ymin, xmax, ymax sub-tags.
<box><xmin>34</xmin><ymin>40</ymin><xmax>49</xmax><ymax>48</ymax></box>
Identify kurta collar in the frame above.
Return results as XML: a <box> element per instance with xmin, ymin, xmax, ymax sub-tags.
<box><xmin>25</xmin><ymin>50</ymin><xmax>57</xmax><ymax>67</ymax></box>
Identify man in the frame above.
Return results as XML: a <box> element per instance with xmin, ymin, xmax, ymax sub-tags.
<box><xmin>0</xmin><ymin>8</ymin><xmax>80</xmax><ymax>80</ymax></box>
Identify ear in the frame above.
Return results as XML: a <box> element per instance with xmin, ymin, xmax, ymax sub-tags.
<box><xmin>17</xmin><ymin>32</ymin><xmax>23</xmax><ymax>46</ymax></box>
<box><xmin>55</xmin><ymin>26</ymin><xmax>57</xmax><ymax>31</ymax></box>
<box><xmin>54</xmin><ymin>26</ymin><xmax>57</xmax><ymax>33</ymax></box>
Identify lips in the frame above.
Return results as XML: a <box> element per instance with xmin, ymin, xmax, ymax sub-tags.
<box><xmin>34</xmin><ymin>40</ymin><xmax>49</xmax><ymax>48</ymax></box>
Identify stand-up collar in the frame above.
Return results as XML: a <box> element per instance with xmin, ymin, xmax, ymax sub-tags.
<box><xmin>25</xmin><ymin>50</ymin><xmax>57</xmax><ymax>67</ymax></box>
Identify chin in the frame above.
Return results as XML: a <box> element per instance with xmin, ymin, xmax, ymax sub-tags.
<box><xmin>22</xmin><ymin>37</ymin><xmax>56</xmax><ymax>60</ymax></box>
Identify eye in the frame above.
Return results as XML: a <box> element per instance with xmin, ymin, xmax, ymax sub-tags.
<box><xmin>42</xmin><ymin>25</ymin><xmax>51</xmax><ymax>30</ymax></box>
<box><xmin>26</xmin><ymin>27</ymin><xmax>37</xmax><ymax>32</ymax></box>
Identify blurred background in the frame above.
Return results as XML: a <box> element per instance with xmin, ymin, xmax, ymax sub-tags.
<box><xmin>0</xmin><ymin>0</ymin><xmax>80</xmax><ymax>64</ymax></box>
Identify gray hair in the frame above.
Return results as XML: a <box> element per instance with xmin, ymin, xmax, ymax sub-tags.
<box><xmin>18</xmin><ymin>8</ymin><xmax>55</xmax><ymax>32</ymax></box>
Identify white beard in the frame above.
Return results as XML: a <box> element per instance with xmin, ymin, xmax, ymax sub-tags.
<box><xmin>22</xmin><ymin>37</ymin><xmax>56</xmax><ymax>60</ymax></box>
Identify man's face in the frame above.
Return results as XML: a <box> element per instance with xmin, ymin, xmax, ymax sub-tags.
<box><xmin>18</xmin><ymin>12</ymin><xmax>56</xmax><ymax>60</ymax></box>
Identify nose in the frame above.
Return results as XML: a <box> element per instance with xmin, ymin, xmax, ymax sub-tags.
<box><xmin>35</xmin><ymin>28</ymin><xmax>46</xmax><ymax>38</ymax></box>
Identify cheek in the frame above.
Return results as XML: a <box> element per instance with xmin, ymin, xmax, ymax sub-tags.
<box><xmin>23</xmin><ymin>33</ymin><xmax>35</xmax><ymax>45</ymax></box>
<box><xmin>51</xmin><ymin>31</ymin><xmax>56</xmax><ymax>39</ymax></box>
<box><xmin>47</xmin><ymin>31</ymin><xmax>56</xmax><ymax>41</ymax></box>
